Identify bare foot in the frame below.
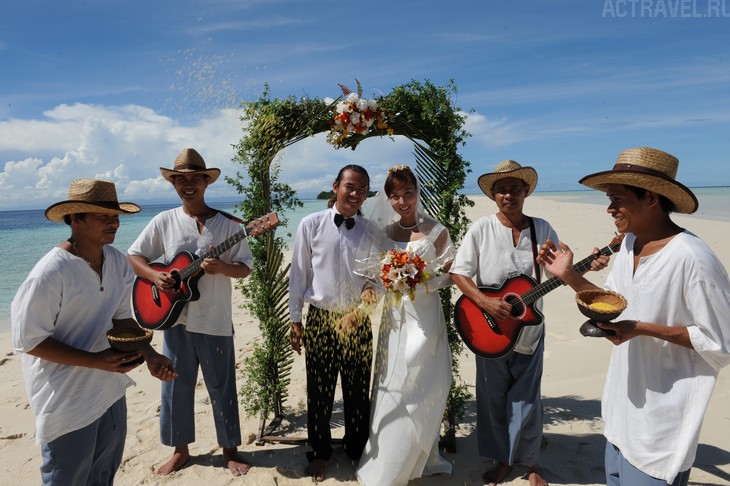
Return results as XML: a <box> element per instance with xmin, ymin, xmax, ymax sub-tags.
<box><xmin>482</xmin><ymin>462</ymin><xmax>513</xmax><ymax>486</ymax></box>
<box><xmin>223</xmin><ymin>447</ymin><xmax>250</xmax><ymax>476</ymax></box>
<box><xmin>305</xmin><ymin>458</ymin><xmax>328</xmax><ymax>482</ymax></box>
<box><xmin>156</xmin><ymin>445</ymin><xmax>190</xmax><ymax>475</ymax></box>
<box><xmin>526</xmin><ymin>464</ymin><xmax>549</xmax><ymax>486</ymax></box>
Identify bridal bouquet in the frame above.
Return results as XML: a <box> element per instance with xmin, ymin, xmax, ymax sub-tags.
<box><xmin>380</xmin><ymin>248</ymin><xmax>430</xmax><ymax>302</ymax></box>
<box><xmin>327</xmin><ymin>82</ymin><xmax>390</xmax><ymax>148</ymax></box>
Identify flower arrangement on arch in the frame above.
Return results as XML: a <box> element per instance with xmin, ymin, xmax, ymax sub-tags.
<box><xmin>380</xmin><ymin>248</ymin><xmax>431</xmax><ymax>302</ymax></box>
<box><xmin>327</xmin><ymin>81</ymin><xmax>391</xmax><ymax>148</ymax></box>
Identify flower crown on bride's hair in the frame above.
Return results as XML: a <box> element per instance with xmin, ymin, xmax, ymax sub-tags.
<box><xmin>388</xmin><ymin>164</ymin><xmax>411</xmax><ymax>174</ymax></box>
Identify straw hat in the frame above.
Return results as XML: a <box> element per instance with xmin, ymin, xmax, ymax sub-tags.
<box><xmin>478</xmin><ymin>160</ymin><xmax>538</xmax><ymax>200</ymax></box>
<box><xmin>45</xmin><ymin>179</ymin><xmax>141</xmax><ymax>222</ymax></box>
<box><xmin>579</xmin><ymin>147</ymin><xmax>698</xmax><ymax>214</ymax></box>
<box><xmin>160</xmin><ymin>148</ymin><xmax>220</xmax><ymax>184</ymax></box>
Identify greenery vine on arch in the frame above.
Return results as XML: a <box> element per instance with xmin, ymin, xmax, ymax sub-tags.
<box><xmin>228</xmin><ymin>79</ymin><xmax>474</xmax><ymax>448</ymax></box>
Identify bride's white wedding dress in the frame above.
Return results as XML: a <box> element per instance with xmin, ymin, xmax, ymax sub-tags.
<box><xmin>356</xmin><ymin>231</ymin><xmax>453</xmax><ymax>486</ymax></box>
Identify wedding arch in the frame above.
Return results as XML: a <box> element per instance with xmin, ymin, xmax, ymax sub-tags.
<box><xmin>227</xmin><ymin>79</ymin><xmax>473</xmax><ymax>450</ymax></box>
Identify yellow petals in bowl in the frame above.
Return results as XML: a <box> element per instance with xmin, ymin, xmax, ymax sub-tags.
<box><xmin>575</xmin><ymin>289</ymin><xmax>628</xmax><ymax>321</ymax></box>
<box><xmin>589</xmin><ymin>301</ymin><xmax>619</xmax><ymax>312</ymax></box>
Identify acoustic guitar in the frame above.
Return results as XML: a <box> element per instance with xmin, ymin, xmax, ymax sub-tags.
<box><xmin>132</xmin><ymin>211</ymin><xmax>279</xmax><ymax>330</ymax></box>
<box><xmin>453</xmin><ymin>234</ymin><xmax>624</xmax><ymax>359</ymax></box>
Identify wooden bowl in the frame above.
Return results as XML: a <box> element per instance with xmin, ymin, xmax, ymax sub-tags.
<box><xmin>576</xmin><ymin>289</ymin><xmax>627</xmax><ymax>321</ymax></box>
<box><xmin>107</xmin><ymin>328</ymin><xmax>153</xmax><ymax>353</ymax></box>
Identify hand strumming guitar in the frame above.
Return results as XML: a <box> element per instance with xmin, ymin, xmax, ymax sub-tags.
<box><xmin>153</xmin><ymin>270</ymin><xmax>177</xmax><ymax>291</ymax></box>
<box><xmin>479</xmin><ymin>294</ymin><xmax>513</xmax><ymax>321</ymax></box>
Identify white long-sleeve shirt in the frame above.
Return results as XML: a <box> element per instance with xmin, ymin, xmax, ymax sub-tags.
<box><xmin>288</xmin><ymin>207</ymin><xmax>370</xmax><ymax>322</ymax></box>
<box><xmin>603</xmin><ymin>231</ymin><xmax>730</xmax><ymax>483</ymax></box>
<box><xmin>11</xmin><ymin>246</ymin><xmax>135</xmax><ymax>444</ymax></box>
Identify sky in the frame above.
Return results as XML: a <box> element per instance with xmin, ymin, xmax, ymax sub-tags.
<box><xmin>1</xmin><ymin>0</ymin><xmax>730</xmax><ymax>211</ymax></box>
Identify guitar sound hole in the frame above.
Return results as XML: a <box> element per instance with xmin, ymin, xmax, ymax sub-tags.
<box><xmin>505</xmin><ymin>295</ymin><xmax>525</xmax><ymax>317</ymax></box>
<box><xmin>171</xmin><ymin>272</ymin><xmax>182</xmax><ymax>291</ymax></box>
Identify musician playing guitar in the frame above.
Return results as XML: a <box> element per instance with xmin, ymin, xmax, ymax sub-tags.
<box><xmin>450</xmin><ymin>160</ymin><xmax>609</xmax><ymax>486</ymax></box>
<box><xmin>127</xmin><ymin>148</ymin><xmax>253</xmax><ymax>477</ymax></box>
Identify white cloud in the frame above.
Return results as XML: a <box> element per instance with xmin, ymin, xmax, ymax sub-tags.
<box><xmin>0</xmin><ymin>103</ymin><xmax>247</xmax><ymax>210</ymax></box>
<box><xmin>0</xmin><ymin>101</ymin><xmax>433</xmax><ymax>210</ymax></box>
<box><xmin>187</xmin><ymin>16</ymin><xmax>309</xmax><ymax>36</ymax></box>
<box><xmin>463</xmin><ymin>111</ymin><xmax>525</xmax><ymax>148</ymax></box>
<box><xmin>0</xmin><ymin>157</ymin><xmax>44</xmax><ymax>190</ymax></box>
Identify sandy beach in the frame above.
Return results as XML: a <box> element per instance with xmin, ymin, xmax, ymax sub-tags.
<box><xmin>1</xmin><ymin>195</ymin><xmax>729</xmax><ymax>486</ymax></box>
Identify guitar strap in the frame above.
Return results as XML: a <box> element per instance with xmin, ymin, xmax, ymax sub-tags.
<box><xmin>216</xmin><ymin>209</ymin><xmax>245</xmax><ymax>225</ymax></box>
<box><xmin>528</xmin><ymin>217</ymin><xmax>541</xmax><ymax>284</ymax></box>
<box><xmin>528</xmin><ymin>216</ymin><xmax>547</xmax><ymax>343</ymax></box>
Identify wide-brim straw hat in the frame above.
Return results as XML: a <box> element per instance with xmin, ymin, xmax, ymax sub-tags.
<box><xmin>45</xmin><ymin>179</ymin><xmax>141</xmax><ymax>222</ymax></box>
<box><xmin>579</xmin><ymin>147</ymin><xmax>698</xmax><ymax>214</ymax></box>
<box><xmin>160</xmin><ymin>147</ymin><xmax>221</xmax><ymax>184</ymax></box>
<box><xmin>478</xmin><ymin>160</ymin><xmax>538</xmax><ymax>200</ymax></box>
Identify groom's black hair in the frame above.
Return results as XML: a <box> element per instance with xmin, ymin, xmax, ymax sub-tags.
<box><xmin>334</xmin><ymin>164</ymin><xmax>369</xmax><ymax>186</ymax></box>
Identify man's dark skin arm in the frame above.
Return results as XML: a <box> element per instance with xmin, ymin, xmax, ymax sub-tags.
<box><xmin>114</xmin><ymin>317</ymin><xmax>178</xmax><ymax>381</ymax></box>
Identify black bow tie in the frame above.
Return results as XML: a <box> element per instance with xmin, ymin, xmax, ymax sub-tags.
<box><xmin>334</xmin><ymin>213</ymin><xmax>355</xmax><ymax>230</ymax></box>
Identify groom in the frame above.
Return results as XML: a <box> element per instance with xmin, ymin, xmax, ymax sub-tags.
<box><xmin>289</xmin><ymin>164</ymin><xmax>374</xmax><ymax>481</ymax></box>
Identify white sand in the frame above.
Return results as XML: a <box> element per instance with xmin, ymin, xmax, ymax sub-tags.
<box><xmin>1</xmin><ymin>195</ymin><xmax>729</xmax><ymax>485</ymax></box>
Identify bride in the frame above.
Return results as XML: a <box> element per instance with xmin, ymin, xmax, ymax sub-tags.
<box><xmin>355</xmin><ymin>165</ymin><xmax>454</xmax><ymax>485</ymax></box>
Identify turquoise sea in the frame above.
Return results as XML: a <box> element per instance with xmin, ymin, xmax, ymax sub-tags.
<box><xmin>1</xmin><ymin>188</ymin><xmax>729</xmax><ymax>332</ymax></box>
<box><xmin>0</xmin><ymin>199</ymin><xmax>325</xmax><ymax>333</ymax></box>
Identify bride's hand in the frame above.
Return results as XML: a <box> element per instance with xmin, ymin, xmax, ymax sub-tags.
<box><xmin>336</xmin><ymin>309</ymin><xmax>366</xmax><ymax>335</ymax></box>
<box><xmin>357</xmin><ymin>287</ymin><xmax>377</xmax><ymax>314</ymax></box>
<box><xmin>361</xmin><ymin>287</ymin><xmax>377</xmax><ymax>308</ymax></box>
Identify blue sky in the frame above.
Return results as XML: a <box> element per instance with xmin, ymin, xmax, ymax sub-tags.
<box><xmin>1</xmin><ymin>0</ymin><xmax>729</xmax><ymax>210</ymax></box>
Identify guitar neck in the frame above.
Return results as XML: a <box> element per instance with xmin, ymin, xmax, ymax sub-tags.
<box><xmin>178</xmin><ymin>227</ymin><xmax>250</xmax><ymax>280</ymax></box>
<box><xmin>523</xmin><ymin>239</ymin><xmax>621</xmax><ymax>305</ymax></box>
<box><xmin>172</xmin><ymin>211</ymin><xmax>278</xmax><ymax>280</ymax></box>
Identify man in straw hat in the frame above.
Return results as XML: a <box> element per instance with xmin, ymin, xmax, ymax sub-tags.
<box><xmin>450</xmin><ymin>160</ymin><xmax>608</xmax><ymax>486</ymax></box>
<box><xmin>128</xmin><ymin>148</ymin><xmax>254</xmax><ymax>476</ymax></box>
<box><xmin>538</xmin><ymin>147</ymin><xmax>730</xmax><ymax>485</ymax></box>
<box><xmin>11</xmin><ymin>179</ymin><xmax>176</xmax><ymax>486</ymax></box>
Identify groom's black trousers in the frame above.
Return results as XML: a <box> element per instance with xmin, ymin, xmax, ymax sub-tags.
<box><xmin>303</xmin><ymin>305</ymin><xmax>372</xmax><ymax>463</ymax></box>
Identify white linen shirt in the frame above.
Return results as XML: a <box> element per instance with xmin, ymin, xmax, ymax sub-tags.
<box><xmin>602</xmin><ymin>231</ymin><xmax>730</xmax><ymax>483</ymax></box>
<box><xmin>449</xmin><ymin>214</ymin><xmax>559</xmax><ymax>354</ymax></box>
<box><xmin>127</xmin><ymin>207</ymin><xmax>254</xmax><ymax>336</ymax></box>
<box><xmin>288</xmin><ymin>207</ymin><xmax>370</xmax><ymax>322</ymax></box>
<box><xmin>11</xmin><ymin>246</ymin><xmax>135</xmax><ymax>445</ymax></box>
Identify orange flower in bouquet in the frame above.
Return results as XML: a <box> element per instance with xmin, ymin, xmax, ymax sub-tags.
<box><xmin>380</xmin><ymin>248</ymin><xmax>430</xmax><ymax>301</ymax></box>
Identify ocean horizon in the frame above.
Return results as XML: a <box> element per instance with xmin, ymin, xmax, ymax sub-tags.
<box><xmin>2</xmin><ymin>187</ymin><xmax>729</xmax><ymax>333</ymax></box>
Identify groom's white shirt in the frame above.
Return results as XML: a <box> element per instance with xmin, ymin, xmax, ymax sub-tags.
<box><xmin>289</xmin><ymin>205</ymin><xmax>369</xmax><ymax>322</ymax></box>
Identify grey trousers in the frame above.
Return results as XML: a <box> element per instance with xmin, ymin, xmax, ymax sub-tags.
<box><xmin>41</xmin><ymin>397</ymin><xmax>126</xmax><ymax>486</ymax></box>
<box><xmin>605</xmin><ymin>440</ymin><xmax>690</xmax><ymax>486</ymax></box>
<box><xmin>475</xmin><ymin>338</ymin><xmax>544</xmax><ymax>466</ymax></box>
<box><xmin>160</xmin><ymin>325</ymin><xmax>241</xmax><ymax>448</ymax></box>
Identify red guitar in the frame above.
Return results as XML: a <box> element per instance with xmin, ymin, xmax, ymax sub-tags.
<box><xmin>132</xmin><ymin>211</ymin><xmax>279</xmax><ymax>330</ymax></box>
<box><xmin>453</xmin><ymin>235</ymin><xmax>624</xmax><ymax>359</ymax></box>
